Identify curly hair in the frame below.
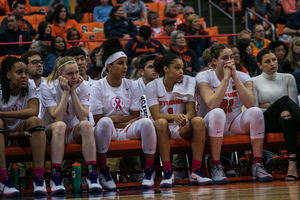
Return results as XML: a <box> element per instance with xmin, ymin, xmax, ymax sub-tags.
<box><xmin>101</xmin><ymin>37</ymin><xmax>124</xmax><ymax>64</ymax></box>
<box><xmin>153</xmin><ymin>54</ymin><xmax>180</xmax><ymax>75</ymax></box>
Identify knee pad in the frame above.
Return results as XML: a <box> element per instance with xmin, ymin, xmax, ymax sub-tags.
<box><xmin>29</xmin><ymin>126</ymin><xmax>45</xmax><ymax>134</ymax></box>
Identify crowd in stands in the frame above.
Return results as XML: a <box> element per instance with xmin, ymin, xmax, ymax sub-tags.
<box><xmin>1</xmin><ymin>0</ymin><xmax>300</xmax><ymax>197</ymax></box>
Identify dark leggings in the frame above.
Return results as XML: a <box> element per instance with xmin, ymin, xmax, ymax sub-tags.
<box><xmin>263</xmin><ymin>96</ymin><xmax>300</xmax><ymax>155</ymax></box>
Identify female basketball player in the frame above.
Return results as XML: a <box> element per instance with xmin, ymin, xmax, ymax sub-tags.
<box><xmin>0</xmin><ymin>57</ymin><xmax>47</xmax><ymax>196</ymax></box>
<box><xmin>146</xmin><ymin>54</ymin><xmax>212</xmax><ymax>188</ymax></box>
<box><xmin>91</xmin><ymin>37</ymin><xmax>157</xmax><ymax>190</ymax></box>
<box><xmin>196</xmin><ymin>44</ymin><xmax>273</xmax><ymax>184</ymax></box>
<box><xmin>40</xmin><ymin>56</ymin><xmax>102</xmax><ymax>194</ymax></box>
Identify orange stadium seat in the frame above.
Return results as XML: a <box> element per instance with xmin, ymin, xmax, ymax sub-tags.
<box><xmin>23</xmin><ymin>15</ymin><xmax>37</xmax><ymax>25</ymax></box>
<box><xmin>78</xmin><ymin>22</ymin><xmax>103</xmax><ymax>33</ymax></box>
<box><xmin>145</xmin><ymin>3</ymin><xmax>158</xmax><ymax>11</ymax></box>
<box><xmin>199</xmin><ymin>17</ymin><xmax>206</xmax><ymax>29</ymax></box>
<box><xmin>276</xmin><ymin>23</ymin><xmax>285</xmax><ymax>37</ymax></box>
<box><xmin>30</xmin><ymin>6</ymin><xmax>49</xmax><ymax>15</ymax></box>
<box><xmin>133</xmin><ymin>21</ymin><xmax>146</xmax><ymax>31</ymax></box>
<box><xmin>157</xmin><ymin>2</ymin><xmax>166</xmax><ymax>16</ymax></box>
<box><xmin>35</xmin><ymin>14</ymin><xmax>46</xmax><ymax>26</ymax></box>
<box><xmin>82</xmin><ymin>31</ymin><xmax>105</xmax><ymax>52</ymax></box>
<box><xmin>32</xmin><ymin>24</ymin><xmax>38</xmax><ymax>31</ymax></box>
<box><xmin>0</xmin><ymin>15</ymin><xmax>8</xmax><ymax>24</ymax></box>
<box><xmin>205</xmin><ymin>26</ymin><xmax>229</xmax><ymax>45</ymax></box>
<box><xmin>80</xmin><ymin>12</ymin><xmax>94</xmax><ymax>23</ymax></box>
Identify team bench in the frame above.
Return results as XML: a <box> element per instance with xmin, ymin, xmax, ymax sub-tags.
<box><xmin>5</xmin><ymin>133</ymin><xmax>300</xmax><ymax>191</ymax></box>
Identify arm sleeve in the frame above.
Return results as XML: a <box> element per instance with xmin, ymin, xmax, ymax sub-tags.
<box><xmin>254</xmin><ymin>0</ymin><xmax>267</xmax><ymax>16</ymax></box>
<box><xmin>40</xmin><ymin>83</ymin><xmax>58</xmax><ymax>108</ymax></box>
<box><xmin>285</xmin><ymin>18</ymin><xmax>294</xmax><ymax>29</ymax></box>
<box><xmin>158</xmin><ymin>42</ymin><xmax>166</xmax><ymax>55</ymax></box>
<box><xmin>28</xmin><ymin>81</ymin><xmax>38</xmax><ymax>101</ymax></box>
<box><xmin>128</xmin><ymin>19</ymin><xmax>138</xmax><ymax>38</ymax></box>
<box><xmin>90</xmin><ymin>83</ymin><xmax>104</xmax><ymax>115</ymax></box>
<box><xmin>124</xmin><ymin>41</ymin><xmax>134</xmax><ymax>65</ymax></box>
<box><xmin>43</xmin><ymin>55</ymin><xmax>57</xmax><ymax>77</ymax></box>
<box><xmin>146</xmin><ymin>82</ymin><xmax>159</xmax><ymax>108</ymax></box>
<box><xmin>269</xmin><ymin>0</ymin><xmax>278</xmax><ymax>14</ymax></box>
<box><xmin>104</xmin><ymin>20</ymin><xmax>123</xmax><ymax>38</ymax></box>
<box><xmin>24</xmin><ymin>32</ymin><xmax>32</xmax><ymax>52</ymax></box>
<box><xmin>195</xmin><ymin>71</ymin><xmax>210</xmax><ymax>86</ymax></box>
<box><xmin>0</xmin><ymin>19</ymin><xmax>8</xmax><ymax>35</ymax></box>
<box><xmin>292</xmin><ymin>70</ymin><xmax>300</xmax><ymax>94</ymax></box>
<box><xmin>122</xmin><ymin>1</ymin><xmax>129</xmax><ymax>13</ymax></box>
<box><xmin>140</xmin><ymin>1</ymin><xmax>147</xmax><ymax>12</ymax></box>
<box><xmin>93</xmin><ymin>7</ymin><xmax>101</xmax><ymax>22</ymax></box>
<box><xmin>282</xmin><ymin>1</ymin><xmax>296</xmax><ymax>15</ymax></box>
<box><xmin>287</xmin><ymin>74</ymin><xmax>299</xmax><ymax>104</ymax></box>
<box><xmin>130</xmin><ymin>81</ymin><xmax>142</xmax><ymax>111</ymax></box>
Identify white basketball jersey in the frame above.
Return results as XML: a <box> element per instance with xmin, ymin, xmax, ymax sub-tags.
<box><xmin>146</xmin><ymin>76</ymin><xmax>195</xmax><ymax>125</ymax></box>
<box><xmin>90</xmin><ymin>77</ymin><xmax>141</xmax><ymax>117</ymax></box>
<box><xmin>0</xmin><ymin>81</ymin><xmax>38</xmax><ymax>131</ymax></box>
<box><xmin>196</xmin><ymin>69</ymin><xmax>252</xmax><ymax>122</ymax></box>
<box><xmin>40</xmin><ymin>79</ymin><xmax>90</xmax><ymax>129</ymax></box>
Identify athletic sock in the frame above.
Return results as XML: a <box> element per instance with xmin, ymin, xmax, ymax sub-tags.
<box><xmin>86</xmin><ymin>161</ymin><xmax>97</xmax><ymax>173</ymax></box>
<box><xmin>162</xmin><ymin>161</ymin><xmax>172</xmax><ymax>172</ymax></box>
<box><xmin>212</xmin><ymin>160</ymin><xmax>221</xmax><ymax>166</ymax></box>
<box><xmin>253</xmin><ymin>157</ymin><xmax>263</xmax><ymax>164</ymax></box>
<box><xmin>0</xmin><ymin>168</ymin><xmax>7</xmax><ymax>181</ymax></box>
<box><xmin>34</xmin><ymin>167</ymin><xmax>45</xmax><ymax>178</ymax></box>
<box><xmin>97</xmin><ymin>155</ymin><xmax>107</xmax><ymax>169</ymax></box>
<box><xmin>145</xmin><ymin>159</ymin><xmax>154</xmax><ymax>169</ymax></box>
<box><xmin>51</xmin><ymin>163</ymin><xmax>62</xmax><ymax>176</ymax></box>
<box><xmin>191</xmin><ymin>159</ymin><xmax>202</xmax><ymax>172</ymax></box>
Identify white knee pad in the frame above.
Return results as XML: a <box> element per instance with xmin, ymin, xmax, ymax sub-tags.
<box><xmin>244</xmin><ymin>107</ymin><xmax>265</xmax><ymax>139</ymax></box>
<box><xmin>205</xmin><ymin>108</ymin><xmax>226</xmax><ymax>137</ymax></box>
<box><xmin>94</xmin><ymin>117</ymin><xmax>115</xmax><ymax>154</ymax></box>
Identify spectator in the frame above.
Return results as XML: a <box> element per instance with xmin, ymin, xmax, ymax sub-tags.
<box><xmin>29</xmin><ymin>40</ymin><xmax>49</xmax><ymax>60</ymax></box>
<box><xmin>50</xmin><ymin>4</ymin><xmax>80</xmax><ymax>39</ymax></box>
<box><xmin>231</xmin><ymin>46</ymin><xmax>248</xmax><ymax>74</ymax></box>
<box><xmin>175</xmin><ymin>1</ymin><xmax>185</xmax><ymax>14</ymax></box>
<box><xmin>268</xmin><ymin>41</ymin><xmax>288</xmax><ymax>72</ymax></box>
<box><xmin>282</xmin><ymin>37</ymin><xmax>300</xmax><ymax>74</ymax></box>
<box><xmin>130</xmin><ymin>54</ymin><xmax>145</xmax><ymax>80</ymax></box>
<box><xmin>283</xmin><ymin>0</ymin><xmax>300</xmax><ymax>36</ymax></box>
<box><xmin>124</xmin><ymin>25</ymin><xmax>165</xmax><ymax>77</ymax></box>
<box><xmin>87</xmin><ymin>46</ymin><xmax>103</xmax><ymax>79</ymax></box>
<box><xmin>238</xmin><ymin>38</ymin><xmax>259</xmax><ymax>77</ymax></box>
<box><xmin>43</xmin><ymin>36</ymin><xmax>66</xmax><ymax>77</ymax></box>
<box><xmin>0</xmin><ymin>2</ymin><xmax>34</xmax><ymax>35</ymax></box>
<box><xmin>176</xmin><ymin>6</ymin><xmax>195</xmax><ymax>33</ymax></box>
<box><xmin>242</xmin><ymin>0</ymin><xmax>255</xmax><ymax>29</ymax></box>
<box><xmin>81</xmin><ymin>0</ymin><xmax>101</xmax><ymax>13</ymax></box>
<box><xmin>122</xmin><ymin>0</ymin><xmax>147</xmax><ymax>21</ymax></box>
<box><xmin>5</xmin><ymin>0</ymin><xmax>31</xmax><ymax>15</ymax></box>
<box><xmin>104</xmin><ymin>6</ymin><xmax>137</xmax><ymax>38</ymax></box>
<box><xmin>166</xmin><ymin>30</ymin><xmax>200</xmax><ymax>76</ymax></box>
<box><xmin>237</xmin><ymin>30</ymin><xmax>251</xmax><ymax>42</ymax></box>
<box><xmin>93</xmin><ymin>0</ymin><xmax>113</xmax><ymax>22</ymax></box>
<box><xmin>282</xmin><ymin>0</ymin><xmax>297</xmax><ymax>16</ymax></box>
<box><xmin>254</xmin><ymin>0</ymin><xmax>278</xmax><ymax>25</ymax></box>
<box><xmin>81</xmin><ymin>47</ymin><xmax>90</xmax><ymax>67</ymax></box>
<box><xmin>186</xmin><ymin>14</ymin><xmax>211</xmax><ymax>66</ymax></box>
<box><xmin>0</xmin><ymin>14</ymin><xmax>31</xmax><ymax>56</ymax></box>
<box><xmin>161</xmin><ymin>2</ymin><xmax>184</xmax><ymax>26</ymax></box>
<box><xmin>157</xmin><ymin>18</ymin><xmax>176</xmax><ymax>50</ymax></box>
<box><xmin>66</xmin><ymin>27</ymin><xmax>83</xmax><ymax>49</ymax></box>
<box><xmin>202</xmin><ymin>46</ymin><xmax>212</xmax><ymax>67</ymax></box>
<box><xmin>148</xmin><ymin>10</ymin><xmax>164</xmax><ymax>37</ymax></box>
<box><xmin>64</xmin><ymin>47</ymin><xmax>96</xmax><ymax>86</ymax></box>
<box><xmin>37</xmin><ymin>21</ymin><xmax>54</xmax><ymax>42</ymax></box>
<box><xmin>251</xmin><ymin>24</ymin><xmax>271</xmax><ymax>56</ymax></box>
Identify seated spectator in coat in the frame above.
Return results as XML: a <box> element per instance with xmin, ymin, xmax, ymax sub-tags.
<box><xmin>86</xmin><ymin>45</ymin><xmax>103</xmax><ymax>79</ymax></box>
<box><xmin>242</xmin><ymin>0</ymin><xmax>254</xmax><ymax>29</ymax></box>
<box><xmin>81</xmin><ymin>0</ymin><xmax>101</xmax><ymax>13</ymax></box>
<box><xmin>175</xmin><ymin>1</ymin><xmax>185</xmax><ymax>14</ymax></box>
<box><xmin>148</xmin><ymin>10</ymin><xmax>164</xmax><ymax>37</ymax></box>
<box><xmin>231</xmin><ymin>46</ymin><xmax>248</xmax><ymax>74</ymax></box>
<box><xmin>66</xmin><ymin>27</ymin><xmax>83</xmax><ymax>49</ymax></box>
<box><xmin>124</xmin><ymin>25</ymin><xmax>166</xmax><ymax>77</ymax></box>
<box><xmin>237</xmin><ymin>30</ymin><xmax>251</xmax><ymax>42</ymax></box>
<box><xmin>43</xmin><ymin>35</ymin><xmax>66</xmax><ymax>76</ymax></box>
<box><xmin>282</xmin><ymin>0</ymin><xmax>297</xmax><ymax>16</ymax></box>
<box><xmin>202</xmin><ymin>46</ymin><xmax>212</xmax><ymax>67</ymax></box>
<box><xmin>176</xmin><ymin>6</ymin><xmax>195</xmax><ymax>33</ymax></box>
<box><xmin>104</xmin><ymin>6</ymin><xmax>138</xmax><ymax>38</ymax></box>
<box><xmin>161</xmin><ymin>1</ymin><xmax>184</xmax><ymax>24</ymax></box>
<box><xmin>251</xmin><ymin>24</ymin><xmax>271</xmax><ymax>56</ymax></box>
<box><xmin>283</xmin><ymin>0</ymin><xmax>300</xmax><ymax>36</ymax></box>
<box><xmin>29</xmin><ymin>40</ymin><xmax>49</xmax><ymax>60</ymax></box>
<box><xmin>254</xmin><ymin>0</ymin><xmax>278</xmax><ymax>25</ymax></box>
<box><xmin>50</xmin><ymin>4</ymin><xmax>80</xmax><ymax>39</ymax></box>
<box><xmin>36</xmin><ymin>21</ymin><xmax>54</xmax><ymax>42</ymax></box>
<box><xmin>0</xmin><ymin>14</ymin><xmax>31</xmax><ymax>56</ymax></box>
<box><xmin>93</xmin><ymin>0</ymin><xmax>113</xmax><ymax>22</ymax></box>
<box><xmin>165</xmin><ymin>30</ymin><xmax>200</xmax><ymax>76</ymax></box>
<box><xmin>282</xmin><ymin>37</ymin><xmax>300</xmax><ymax>74</ymax></box>
<box><xmin>5</xmin><ymin>0</ymin><xmax>31</xmax><ymax>15</ymax></box>
<box><xmin>238</xmin><ymin>38</ymin><xmax>259</xmax><ymax>77</ymax></box>
<box><xmin>0</xmin><ymin>2</ymin><xmax>34</xmax><ymax>35</ymax></box>
<box><xmin>186</xmin><ymin>14</ymin><xmax>211</xmax><ymax>62</ymax></box>
<box><xmin>268</xmin><ymin>41</ymin><xmax>288</xmax><ymax>73</ymax></box>
<box><xmin>157</xmin><ymin>18</ymin><xmax>176</xmax><ymax>50</ymax></box>
<box><xmin>81</xmin><ymin>47</ymin><xmax>90</xmax><ymax>67</ymax></box>
<box><xmin>122</xmin><ymin>0</ymin><xmax>147</xmax><ymax>21</ymax></box>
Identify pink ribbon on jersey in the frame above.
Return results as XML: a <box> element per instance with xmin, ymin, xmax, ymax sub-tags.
<box><xmin>115</xmin><ymin>97</ymin><xmax>122</xmax><ymax>109</ymax></box>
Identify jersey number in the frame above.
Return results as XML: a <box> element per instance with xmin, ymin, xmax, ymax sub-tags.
<box><xmin>168</xmin><ymin>108</ymin><xmax>174</xmax><ymax>123</ymax></box>
<box><xmin>219</xmin><ymin>99</ymin><xmax>234</xmax><ymax>114</ymax></box>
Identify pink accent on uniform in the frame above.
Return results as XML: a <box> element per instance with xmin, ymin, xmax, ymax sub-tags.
<box><xmin>86</xmin><ymin>161</ymin><xmax>97</xmax><ymax>166</ymax></box>
<box><xmin>51</xmin><ymin>163</ymin><xmax>62</xmax><ymax>168</ymax></box>
<box><xmin>0</xmin><ymin>168</ymin><xmax>7</xmax><ymax>181</ymax></box>
<box><xmin>97</xmin><ymin>155</ymin><xmax>107</xmax><ymax>169</ymax></box>
<box><xmin>162</xmin><ymin>161</ymin><xmax>172</xmax><ymax>171</ymax></box>
<box><xmin>145</xmin><ymin>159</ymin><xmax>154</xmax><ymax>169</ymax></box>
<box><xmin>212</xmin><ymin>160</ymin><xmax>221</xmax><ymax>166</ymax></box>
<box><xmin>34</xmin><ymin>167</ymin><xmax>45</xmax><ymax>178</ymax></box>
<box><xmin>191</xmin><ymin>160</ymin><xmax>202</xmax><ymax>172</ymax></box>
<box><xmin>253</xmin><ymin>157</ymin><xmax>263</xmax><ymax>163</ymax></box>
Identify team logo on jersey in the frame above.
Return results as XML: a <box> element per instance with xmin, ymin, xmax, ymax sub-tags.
<box><xmin>11</xmin><ymin>104</ymin><xmax>22</xmax><ymax>111</ymax></box>
<box><xmin>86</xmin><ymin>93</ymin><xmax>90</xmax><ymax>101</ymax></box>
<box><xmin>111</xmin><ymin>96</ymin><xmax>124</xmax><ymax>111</ymax></box>
<box><xmin>65</xmin><ymin>102</ymin><xmax>73</xmax><ymax>116</ymax></box>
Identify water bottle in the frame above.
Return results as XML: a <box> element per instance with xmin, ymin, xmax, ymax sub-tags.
<box><xmin>72</xmin><ymin>162</ymin><xmax>82</xmax><ymax>193</ymax></box>
<box><xmin>11</xmin><ymin>164</ymin><xmax>20</xmax><ymax>190</ymax></box>
<box><xmin>272</xmin><ymin>154</ymin><xmax>281</xmax><ymax>171</ymax></box>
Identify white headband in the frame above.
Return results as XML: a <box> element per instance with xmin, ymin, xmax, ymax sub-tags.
<box><xmin>102</xmin><ymin>51</ymin><xmax>127</xmax><ymax>78</ymax></box>
<box><xmin>57</xmin><ymin>60</ymin><xmax>76</xmax><ymax>71</ymax></box>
